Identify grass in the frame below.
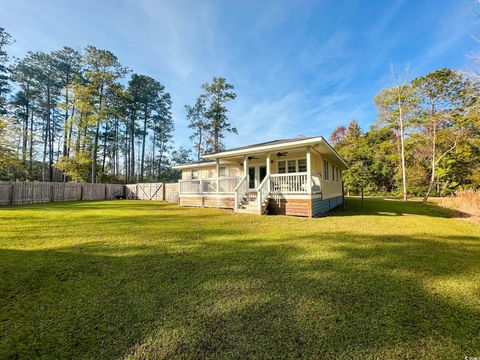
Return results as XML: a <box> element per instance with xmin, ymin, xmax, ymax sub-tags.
<box><xmin>1</xmin><ymin>198</ymin><xmax>479</xmax><ymax>359</ymax></box>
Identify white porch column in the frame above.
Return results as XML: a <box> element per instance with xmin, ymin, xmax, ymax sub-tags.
<box><xmin>216</xmin><ymin>159</ymin><xmax>220</xmax><ymax>193</ymax></box>
<box><xmin>266</xmin><ymin>152</ymin><xmax>271</xmax><ymax>192</ymax></box>
<box><xmin>243</xmin><ymin>155</ymin><xmax>248</xmax><ymax>179</ymax></box>
<box><xmin>243</xmin><ymin>155</ymin><xmax>248</xmax><ymax>194</ymax></box>
<box><xmin>306</xmin><ymin>146</ymin><xmax>312</xmax><ymax>195</ymax></box>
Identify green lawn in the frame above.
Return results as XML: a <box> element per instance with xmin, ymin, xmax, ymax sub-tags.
<box><xmin>1</xmin><ymin>198</ymin><xmax>479</xmax><ymax>359</ymax></box>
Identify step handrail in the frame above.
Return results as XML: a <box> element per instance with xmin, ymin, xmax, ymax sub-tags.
<box><xmin>234</xmin><ymin>175</ymin><xmax>247</xmax><ymax>209</ymax></box>
<box><xmin>256</xmin><ymin>174</ymin><xmax>271</xmax><ymax>210</ymax></box>
<box><xmin>234</xmin><ymin>175</ymin><xmax>247</xmax><ymax>192</ymax></box>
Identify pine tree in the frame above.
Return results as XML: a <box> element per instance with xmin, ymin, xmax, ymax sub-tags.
<box><xmin>0</xmin><ymin>27</ymin><xmax>13</xmax><ymax>115</ymax></box>
<box><xmin>83</xmin><ymin>46</ymin><xmax>126</xmax><ymax>183</ymax></box>
<box><xmin>200</xmin><ymin>77</ymin><xmax>237</xmax><ymax>153</ymax></box>
<box><xmin>186</xmin><ymin>96</ymin><xmax>207</xmax><ymax>161</ymax></box>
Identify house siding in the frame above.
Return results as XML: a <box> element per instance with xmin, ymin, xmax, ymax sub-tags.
<box><xmin>268</xmin><ymin>197</ymin><xmax>311</xmax><ymax>217</ymax></box>
<box><xmin>312</xmin><ymin>195</ymin><xmax>344</xmax><ymax>217</ymax></box>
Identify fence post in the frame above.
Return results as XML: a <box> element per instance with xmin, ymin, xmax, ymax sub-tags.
<box><xmin>9</xmin><ymin>183</ymin><xmax>14</xmax><ymax>206</ymax></box>
<box><xmin>104</xmin><ymin>184</ymin><xmax>107</xmax><ymax>200</ymax></box>
<box><xmin>162</xmin><ymin>183</ymin><xmax>166</xmax><ymax>201</ymax></box>
<box><xmin>135</xmin><ymin>184</ymin><xmax>139</xmax><ymax>200</ymax></box>
<box><xmin>80</xmin><ymin>184</ymin><xmax>84</xmax><ymax>201</ymax></box>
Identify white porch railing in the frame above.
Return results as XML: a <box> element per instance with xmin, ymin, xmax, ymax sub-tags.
<box><xmin>218</xmin><ymin>177</ymin><xmax>242</xmax><ymax>193</ymax></box>
<box><xmin>179</xmin><ymin>179</ymin><xmax>201</xmax><ymax>193</ymax></box>
<box><xmin>179</xmin><ymin>177</ymin><xmax>242</xmax><ymax>194</ymax></box>
<box><xmin>179</xmin><ymin>173</ymin><xmax>322</xmax><ymax>197</ymax></box>
<box><xmin>234</xmin><ymin>175</ymin><xmax>247</xmax><ymax>209</ymax></box>
<box><xmin>270</xmin><ymin>173</ymin><xmax>308</xmax><ymax>193</ymax></box>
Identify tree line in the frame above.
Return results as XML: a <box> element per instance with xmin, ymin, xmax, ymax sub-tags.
<box><xmin>0</xmin><ymin>27</ymin><xmax>240</xmax><ymax>183</ymax></box>
<box><xmin>331</xmin><ymin>68</ymin><xmax>480</xmax><ymax>201</ymax></box>
<box><xmin>2</xmin><ymin>24</ymin><xmax>478</xmax><ymax>197</ymax></box>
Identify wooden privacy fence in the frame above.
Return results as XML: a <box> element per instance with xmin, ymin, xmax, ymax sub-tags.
<box><xmin>165</xmin><ymin>183</ymin><xmax>179</xmax><ymax>203</ymax></box>
<box><xmin>126</xmin><ymin>182</ymin><xmax>179</xmax><ymax>202</ymax></box>
<box><xmin>0</xmin><ymin>182</ymin><xmax>125</xmax><ymax>205</ymax></box>
<box><xmin>126</xmin><ymin>183</ymin><xmax>164</xmax><ymax>200</ymax></box>
<box><xmin>0</xmin><ymin>181</ymin><xmax>179</xmax><ymax>206</ymax></box>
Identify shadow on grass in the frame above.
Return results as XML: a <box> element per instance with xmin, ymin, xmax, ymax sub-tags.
<box><xmin>332</xmin><ymin>197</ymin><xmax>470</xmax><ymax>219</ymax></box>
<box><xmin>0</xmin><ymin>199</ymin><xmax>179</xmax><ymax>212</ymax></box>
<box><xmin>1</xmin><ymin>226</ymin><xmax>479</xmax><ymax>358</ymax></box>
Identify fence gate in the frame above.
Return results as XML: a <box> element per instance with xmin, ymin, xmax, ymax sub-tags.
<box><xmin>135</xmin><ymin>183</ymin><xmax>165</xmax><ymax>200</ymax></box>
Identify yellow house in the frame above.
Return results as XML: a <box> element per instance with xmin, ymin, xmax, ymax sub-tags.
<box><xmin>172</xmin><ymin>136</ymin><xmax>348</xmax><ymax>217</ymax></box>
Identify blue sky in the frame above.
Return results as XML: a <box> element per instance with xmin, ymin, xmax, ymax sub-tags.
<box><xmin>1</xmin><ymin>0</ymin><xmax>478</xmax><ymax>149</ymax></box>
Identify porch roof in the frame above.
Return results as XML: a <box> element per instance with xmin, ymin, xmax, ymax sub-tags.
<box><xmin>203</xmin><ymin>136</ymin><xmax>348</xmax><ymax>169</ymax></box>
<box><xmin>172</xmin><ymin>160</ymin><xmax>216</xmax><ymax>170</ymax></box>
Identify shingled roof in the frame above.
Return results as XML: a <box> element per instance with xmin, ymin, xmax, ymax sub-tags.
<box><xmin>204</xmin><ymin>136</ymin><xmax>319</xmax><ymax>156</ymax></box>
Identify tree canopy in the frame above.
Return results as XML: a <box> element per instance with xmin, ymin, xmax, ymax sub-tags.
<box><xmin>334</xmin><ymin>69</ymin><xmax>480</xmax><ymax>199</ymax></box>
<box><xmin>0</xmin><ymin>31</ymin><xmax>185</xmax><ymax>183</ymax></box>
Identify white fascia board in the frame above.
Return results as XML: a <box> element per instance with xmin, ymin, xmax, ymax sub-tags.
<box><xmin>172</xmin><ymin>161</ymin><xmax>216</xmax><ymax>170</ymax></box>
<box><xmin>203</xmin><ymin>137</ymin><xmax>326</xmax><ymax>159</ymax></box>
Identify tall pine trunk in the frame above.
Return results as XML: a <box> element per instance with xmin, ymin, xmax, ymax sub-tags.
<box><xmin>214</xmin><ymin>125</ymin><xmax>219</xmax><ymax>153</ymax></box>
<box><xmin>46</xmin><ymin>82</ymin><xmax>54</xmax><ymax>182</ymax></box>
<box><xmin>62</xmin><ymin>74</ymin><xmax>70</xmax><ymax>158</ymax></box>
<box><xmin>152</xmin><ymin>129</ymin><xmax>156</xmax><ymax>180</ymax></box>
<box><xmin>92</xmin><ymin>121</ymin><xmax>100</xmax><ymax>183</ymax></box>
<box><xmin>101</xmin><ymin>121</ymin><xmax>108</xmax><ymax>174</ymax></box>
<box><xmin>67</xmin><ymin>104</ymin><xmax>75</xmax><ymax>156</ymax></box>
<box><xmin>91</xmin><ymin>86</ymin><xmax>104</xmax><ymax>183</ymax></box>
<box><xmin>62</xmin><ymin>76</ymin><xmax>70</xmax><ymax>182</ymax></box>
<box><xmin>398</xmin><ymin>90</ymin><xmax>407</xmax><ymax>201</ymax></box>
<box><xmin>29</xmin><ymin>106</ymin><xmax>34</xmax><ymax>177</ymax></box>
<box><xmin>22</xmin><ymin>92</ymin><xmax>29</xmax><ymax>167</ymax></box>
<box><xmin>140</xmin><ymin>105</ymin><xmax>147</xmax><ymax>182</ymax></box>
<box><xmin>130</xmin><ymin>113</ymin><xmax>135</xmax><ymax>181</ymax></box>
<box><xmin>157</xmin><ymin>142</ymin><xmax>164</xmax><ymax>180</ymax></box>
<box><xmin>114</xmin><ymin>117</ymin><xmax>119</xmax><ymax>177</ymax></box>
<box><xmin>125</xmin><ymin>122</ymin><xmax>130</xmax><ymax>182</ymax></box>
<box><xmin>423</xmin><ymin>125</ymin><xmax>437</xmax><ymax>202</ymax></box>
<box><xmin>42</xmin><ymin>120</ymin><xmax>47</xmax><ymax>181</ymax></box>
<box><xmin>197</xmin><ymin>127</ymin><xmax>202</xmax><ymax>161</ymax></box>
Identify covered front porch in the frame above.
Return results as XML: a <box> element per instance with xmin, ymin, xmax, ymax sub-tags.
<box><xmin>178</xmin><ymin>146</ymin><xmax>322</xmax><ymax>214</ymax></box>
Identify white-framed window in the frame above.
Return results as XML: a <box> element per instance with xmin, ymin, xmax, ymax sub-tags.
<box><xmin>191</xmin><ymin>169</ymin><xmax>199</xmax><ymax>179</ymax></box>
<box><xmin>324</xmin><ymin>160</ymin><xmax>329</xmax><ymax>180</ymax></box>
<box><xmin>219</xmin><ymin>166</ymin><xmax>226</xmax><ymax>177</ymax></box>
<box><xmin>277</xmin><ymin>158</ymin><xmax>307</xmax><ymax>173</ymax></box>
<box><xmin>287</xmin><ymin>160</ymin><xmax>296</xmax><ymax>173</ymax></box>
<box><xmin>298</xmin><ymin>159</ymin><xmax>307</xmax><ymax>172</ymax></box>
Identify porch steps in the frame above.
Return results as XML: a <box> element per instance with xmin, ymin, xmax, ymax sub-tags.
<box><xmin>236</xmin><ymin>207</ymin><xmax>263</xmax><ymax>215</ymax></box>
<box><xmin>236</xmin><ymin>199</ymin><xmax>269</xmax><ymax>215</ymax></box>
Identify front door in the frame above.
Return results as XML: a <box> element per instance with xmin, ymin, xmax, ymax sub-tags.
<box><xmin>259</xmin><ymin>165</ymin><xmax>267</xmax><ymax>184</ymax></box>
<box><xmin>248</xmin><ymin>166</ymin><xmax>256</xmax><ymax>190</ymax></box>
<box><xmin>248</xmin><ymin>164</ymin><xmax>267</xmax><ymax>190</ymax></box>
